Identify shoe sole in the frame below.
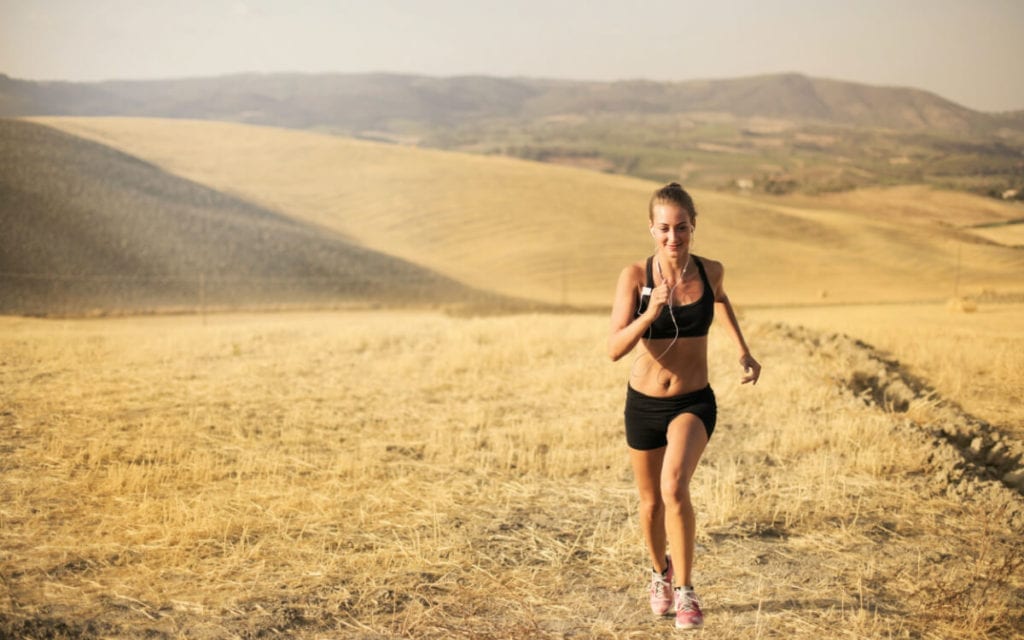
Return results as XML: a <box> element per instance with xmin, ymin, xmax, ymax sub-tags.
<box><xmin>650</xmin><ymin>598</ymin><xmax>674</xmax><ymax>616</ymax></box>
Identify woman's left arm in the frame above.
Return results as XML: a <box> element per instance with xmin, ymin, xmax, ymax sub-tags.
<box><xmin>707</xmin><ymin>260</ymin><xmax>761</xmax><ymax>385</ymax></box>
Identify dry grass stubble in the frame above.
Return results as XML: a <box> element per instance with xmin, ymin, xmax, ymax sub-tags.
<box><xmin>1</xmin><ymin>311</ymin><xmax>1021</xmax><ymax>638</ymax></box>
<box><xmin>749</xmin><ymin>303</ymin><xmax>1024</xmax><ymax>436</ymax></box>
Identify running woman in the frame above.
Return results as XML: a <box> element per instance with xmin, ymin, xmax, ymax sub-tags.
<box><xmin>607</xmin><ymin>182</ymin><xmax>761</xmax><ymax>630</ymax></box>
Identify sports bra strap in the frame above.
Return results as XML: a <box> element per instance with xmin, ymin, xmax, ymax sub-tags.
<box><xmin>646</xmin><ymin>255</ymin><xmax>709</xmax><ymax>289</ymax></box>
<box><xmin>693</xmin><ymin>255</ymin><xmax>710</xmax><ymax>289</ymax></box>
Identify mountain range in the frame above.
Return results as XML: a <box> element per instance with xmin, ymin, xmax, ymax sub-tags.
<box><xmin>4</xmin><ymin>71</ymin><xmax>1022</xmax><ymax>197</ymax></box>
<box><xmin>2</xmin><ymin>71</ymin><xmax>1021</xmax><ymax>135</ymax></box>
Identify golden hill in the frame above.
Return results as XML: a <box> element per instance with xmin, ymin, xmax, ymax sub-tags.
<box><xmin>0</xmin><ymin>119</ymin><xmax>496</xmax><ymax>315</ymax></box>
<box><xmin>27</xmin><ymin>117</ymin><xmax>1024</xmax><ymax>308</ymax></box>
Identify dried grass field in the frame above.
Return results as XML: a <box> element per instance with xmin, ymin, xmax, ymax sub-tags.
<box><xmin>31</xmin><ymin>117</ymin><xmax>1024</xmax><ymax>308</ymax></box>
<box><xmin>2</xmin><ymin>306</ymin><xmax>1022</xmax><ymax>639</ymax></box>
<box><xmin>3</xmin><ymin>116</ymin><xmax>1023</xmax><ymax>638</ymax></box>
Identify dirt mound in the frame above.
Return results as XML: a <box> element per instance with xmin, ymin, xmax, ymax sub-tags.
<box><xmin>772</xmin><ymin>323</ymin><xmax>1024</xmax><ymax>528</ymax></box>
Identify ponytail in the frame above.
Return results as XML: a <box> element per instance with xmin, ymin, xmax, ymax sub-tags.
<box><xmin>648</xmin><ymin>182</ymin><xmax>697</xmax><ymax>222</ymax></box>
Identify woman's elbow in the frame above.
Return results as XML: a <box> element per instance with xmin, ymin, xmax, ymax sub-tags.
<box><xmin>607</xmin><ymin>341</ymin><xmax>626</xmax><ymax>362</ymax></box>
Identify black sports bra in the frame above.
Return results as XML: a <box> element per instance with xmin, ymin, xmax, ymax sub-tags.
<box><xmin>636</xmin><ymin>255</ymin><xmax>714</xmax><ymax>339</ymax></box>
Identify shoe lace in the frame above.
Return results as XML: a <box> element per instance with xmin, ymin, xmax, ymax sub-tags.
<box><xmin>651</xmin><ymin>574</ymin><xmax>671</xmax><ymax>599</ymax></box>
<box><xmin>676</xmin><ymin>589</ymin><xmax>701</xmax><ymax>612</ymax></box>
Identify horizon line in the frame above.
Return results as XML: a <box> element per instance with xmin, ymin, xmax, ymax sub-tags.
<box><xmin>3</xmin><ymin>69</ymin><xmax>1022</xmax><ymax>114</ymax></box>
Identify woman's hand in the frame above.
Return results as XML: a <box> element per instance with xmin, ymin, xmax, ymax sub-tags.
<box><xmin>739</xmin><ymin>353</ymin><xmax>761</xmax><ymax>385</ymax></box>
<box><xmin>645</xmin><ymin>282</ymin><xmax>671</xmax><ymax>317</ymax></box>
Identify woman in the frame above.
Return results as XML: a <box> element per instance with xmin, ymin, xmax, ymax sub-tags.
<box><xmin>608</xmin><ymin>182</ymin><xmax>760</xmax><ymax>630</ymax></box>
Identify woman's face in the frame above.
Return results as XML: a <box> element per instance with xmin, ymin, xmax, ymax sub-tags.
<box><xmin>649</xmin><ymin>203</ymin><xmax>694</xmax><ymax>257</ymax></box>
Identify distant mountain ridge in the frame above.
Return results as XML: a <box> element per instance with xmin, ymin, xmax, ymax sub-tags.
<box><xmin>5</xmin><ymin>71</ymin><xmax>1022</xmax><ymax>202</ymax></box>
<box><xmin>0</xmin><ymin>71</ymin><xmax>1011</xmax><ymax>134</ymax></box>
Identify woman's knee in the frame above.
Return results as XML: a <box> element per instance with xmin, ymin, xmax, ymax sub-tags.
<box><xmin>637</xmin><ymin>492</ymin><xmax>664</xmax><ymax>520</ymax></box>
<box><xmin>660</xmin><ymin>477</ymin><xmax>692</xmax><ymax>509</ymax></box>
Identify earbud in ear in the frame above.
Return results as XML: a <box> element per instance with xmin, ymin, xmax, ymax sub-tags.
<box><xmin>649</xmin><ymin>229</ymin><xmax>655</xmax><ymax>237</ymax></box>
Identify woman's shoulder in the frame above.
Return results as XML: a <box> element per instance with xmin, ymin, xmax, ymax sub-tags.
<box><xmin>614</xmin><ymin>259</ymin><xmax>648</xmax><ymax>293</ymax></box>
<box><xmin>619</xmin><ymin>258</ymin><xmax>648</xmax><ymax>279</ymax></box>
<box><xmin>694</xmin><ymin>254</ymin><xmax>723</xmax><ymax>269</ymax></box>
<box><xmin>694</xmin><ymin>255</ymin><xmax>725</xmax><ymax>279</ymax></box>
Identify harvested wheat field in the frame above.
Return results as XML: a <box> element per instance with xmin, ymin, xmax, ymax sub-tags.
<box><xmin>2</xmin><ymin>310</ymin><xmax>1022</xmax><ymax>639</ymax></box>
<box><xmin>3</xmin><ymin>116</ymin><xmax>1023</xmax><ymax>638</ymax></box>
<box><xmin>32</xmin><ymin>118</ymin><xmax>1024</xmax><ymax>308</ymax></box>
<box><xmin>747</xmin><ymin>302</ymin><xmax>1024</xmax><ymax>438</ymax></box>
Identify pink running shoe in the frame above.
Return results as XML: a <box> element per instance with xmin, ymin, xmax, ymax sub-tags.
<box><xmin>648</xmin><ymin>557</ymin><xmax>674</xmax><ymax>615</ymax></box>
<box><xmin>674</xmin><ymin>587</ymin><xmax>704</xmax><ymax>630</ymax></box>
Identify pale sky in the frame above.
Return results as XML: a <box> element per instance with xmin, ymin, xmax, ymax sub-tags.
<box><xmin>1</xmin><ymin>0</ymin><xmax>1022</xmax><ymax>112</ymax></box>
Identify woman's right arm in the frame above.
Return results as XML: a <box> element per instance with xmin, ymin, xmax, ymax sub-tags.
<box><xmin>607</xmin><ymin>265</ymin><xmax>664</xmax><ymax>361</ymax></box>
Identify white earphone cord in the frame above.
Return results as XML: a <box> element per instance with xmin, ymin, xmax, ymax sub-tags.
<box><xmin>629</xmin><ymin>257</ymin><xmax>683</xmax><ymax>381</ymax></box>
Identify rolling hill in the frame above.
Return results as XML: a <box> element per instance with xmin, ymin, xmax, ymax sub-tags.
<box><xmin>24</xmin><ymin>117</ymin><xmax>1024</xmax><ymax>313</ymax></box>
<box><xmin>4</xmin><ymin>72</ymin><xmax>1022</xmax><ymax>198</ymax></box>
<box><xmin>0</xmin><ymin>119</ymin><xmax>502</xmax><ymax>315</ymax></box>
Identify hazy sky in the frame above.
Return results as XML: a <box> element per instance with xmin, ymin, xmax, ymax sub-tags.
<box><xmin>2</xmin><ymin>0</ymin><xmax>1022</xmax><ymax>112</ymax></box>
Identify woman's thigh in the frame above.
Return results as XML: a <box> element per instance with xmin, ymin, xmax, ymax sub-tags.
<box><xmin>662</xmin><ymin>414</ymin><xmax>708</xmax><ymax>491</ymax></box>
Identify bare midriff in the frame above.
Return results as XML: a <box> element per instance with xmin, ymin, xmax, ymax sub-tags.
<box><xmin>630</xmin><ymin>335</ymin><xmax>709</xmax><ymax>397</ymax></box>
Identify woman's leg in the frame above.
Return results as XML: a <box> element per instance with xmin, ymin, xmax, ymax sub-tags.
<box><xmin>661</xmin><ymin>413</ymin><xmax>709</xmax><ymax>587</ymax></box>
<box><xmin>628</xmin><ymin>445</ymin><xmax>668</xmax><ymax>573</ymax></box>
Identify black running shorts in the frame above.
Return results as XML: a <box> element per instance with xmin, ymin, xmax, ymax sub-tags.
<box><xmin>624</xmin><ymin>384</ymin><xmax>717</xmax><ymax>450</ymax></box>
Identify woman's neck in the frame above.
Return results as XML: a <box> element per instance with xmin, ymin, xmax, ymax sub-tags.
<box><xmin>659</xmin><ymin>248</ymin><xmax>692</xmax><ymax>270</ymax></box>
<box><xmin>656</xmin><ymin>251</ymin><xmax>691</xmax><ymax>283</ymax></box>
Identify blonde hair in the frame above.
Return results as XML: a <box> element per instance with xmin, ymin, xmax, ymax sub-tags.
<box><xmin>649</xmin><ymin>182</ymin><xmax>697</xmax><ymax>223</ymax></box>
